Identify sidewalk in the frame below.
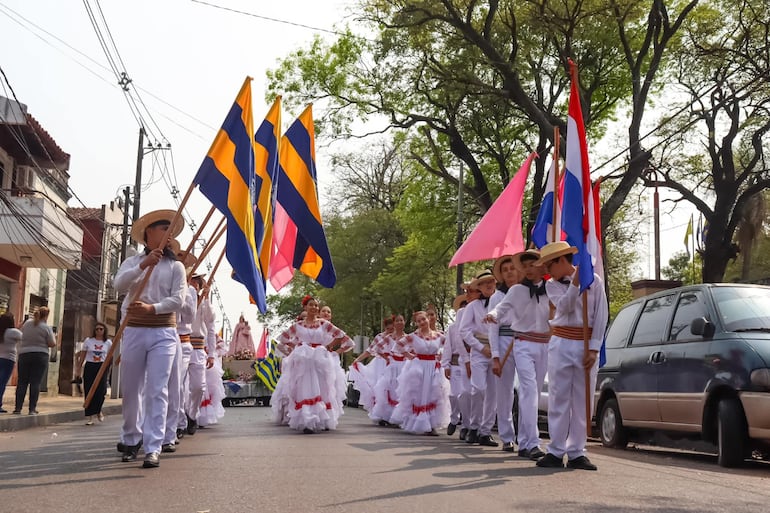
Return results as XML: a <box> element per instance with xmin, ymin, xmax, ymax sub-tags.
<box><xmin>0</xmin><ymin>386</ymin><xmax>122</xmax><ymax>432</ymax></box>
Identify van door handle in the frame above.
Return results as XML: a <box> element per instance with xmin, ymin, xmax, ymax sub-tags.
<box><xmin>648</xmin><ymin>351</ymin><xmax>661</xmax><ymax>364</ymax></box>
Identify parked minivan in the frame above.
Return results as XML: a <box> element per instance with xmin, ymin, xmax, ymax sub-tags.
<box><xmin>595</xmin><ymin>284</ymin><xmax>770</xmax><ymax>467</ymax></box>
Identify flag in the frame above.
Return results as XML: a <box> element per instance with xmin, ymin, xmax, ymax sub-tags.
<box><xmin>531</xmin><ymin>161</ymin><xmax>562</xmax><ymax>249</ymax></box>
<box><xmin>698</xmin><ymin>214</ymin><xmax>709</xmax><ymax>251</ymax></box>
<box><xmin>589</xmin><ymin>180</ymin><xmax>607</xmax><ymax>367</ymax></box>
<box><xmin>269</xmin><ymin>104</ymin><xmax>336</xmax><ymax>290</ymax></box>
<box><xmin>449</xmin><ymin>152</ymin><xmax>537</xmax><ymax>266</ymax></box>
<box><xmin>254</xmin><ymin>341</ymin><xmax>281</xmax><ymax>392</ymax></box>
<box><xmin>255</xmin><ymin>327</ymin><xmax>268</xmax><ymax>359</ymax></box>
<box><xmin>193</xmin><ymin>78</ymin><xmax>266</xmax><ymax>312</ymax></box>
<box><xmin>254</xmin><ymin>97</ymin><xmax>281</xmax><ymax>294</ymax></box>
<box><xmin>684</xmin><ymin>215</ymin><xmax>693</xmax><ymax>256</ymax></box>
<box><xmin>561</xmin><ymin>61</ymin><xmax>594</xmax><ymax>293</ymax></box>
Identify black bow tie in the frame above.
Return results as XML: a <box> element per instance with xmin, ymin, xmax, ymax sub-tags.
<box><xmin>557</xmin><ymin>277</ymin><xmax>572</xmax><ymax>286</ymax></box>
<box><xmin>483</xmin><ymin>297</ymin><xmax>490</xmax><ymax>308</ymax></box>
<box><xmin>522</xmin><ymin>279</ymin><xmax>547</xmax><ymax>302</ymax></box>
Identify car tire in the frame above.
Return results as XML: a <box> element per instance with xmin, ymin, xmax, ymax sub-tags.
<box><xmin>599</xmin><ymin>398</ymin><xmax>628</xmax><ymax>449</ymax></box>
<box><xmin>717</xmin><ymin>398</ymin><xmax>747</xmax><ymax>468</ymax></box>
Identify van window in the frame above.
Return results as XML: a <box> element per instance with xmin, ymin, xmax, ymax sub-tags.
<box><xmin>668</xmin><ymin>291</ymin><xmax>707</xmax><ymax>341</ymax></box>
<box><xmin>605</xmin><ymin>302</ymin><xmax>642</xmax><ymax>349</ymax></box>
<box><xmin>630</xmin><ymin>294</ymin><xmax>675</xmax><ymax>346</ymax></box>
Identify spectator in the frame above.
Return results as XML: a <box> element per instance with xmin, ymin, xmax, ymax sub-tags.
<box><xmin>0</xmin><ymin>313</ymin><xmax>22</xmax><ymax>413</ymax></box>
<box><xmin>76</xmin><ymin>322</ymin><xmax>113</xmax><ymax>425</ymax></box>
<box><xmin>14</xmin><ymin>307</ymin><xmax>56</xmax><ymax>415</ymax></box>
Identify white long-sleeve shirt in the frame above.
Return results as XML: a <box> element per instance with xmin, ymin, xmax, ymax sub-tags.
<box><xmin>191</xmin><ymin>296</ymin><xmax>217</xmax><ymax>355</ymax></box>
<box><xmin>176</xmin><ymin>284</ymin><xmax>197</xmax><ymax>335</ymax></box>
<box><xmin>114</xmin><ymin>254</ymin><xmax>186</xmax><ymax>318</ymax></box>
<box><xmin>546</xmin><ymin>272</ymin><xmax>608</xmax><ymax>351</ymax></box>
<box><xmin>440</xmin><ymin>307</ymin><xmax>470</xmax><ymax>369</ymax></box>
<box><xmin>460</xmin><ymin>290</ymin><xmax>504</xmax><ymax>353</ymax></box>
<box><xmin>488</xmin><ymin>281</ymin><xmax>551</xmax><ymax>356</ymax></box>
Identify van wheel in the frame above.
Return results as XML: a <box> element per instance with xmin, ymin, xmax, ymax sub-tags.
<box><xmin>599</xmin><ymin>398</ymin><xmax>628</xmax><ymax>449</ymax></box>
<box><xmin>717</xmin><ymin>398</ymin><xmax>747</xmax><ymax>468</ymax></box>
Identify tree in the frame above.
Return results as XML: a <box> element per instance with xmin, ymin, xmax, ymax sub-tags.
<box><xmin>650</xmin><ymin>0</ymin><xmax>770</xmax><ymax>281</ymax></box>
<box><xmin>662</xmin><ymin>251</ymin><xmax>702</xmax><ymax>285</ymax></box>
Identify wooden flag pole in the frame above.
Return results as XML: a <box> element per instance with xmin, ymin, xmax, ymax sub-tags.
<box><xmin>188</xmin><ymin>220</ymin><xmax>226</xmax><ymax>277</ymax></box>
<box><xmin>552</xmin><ymin>126</ymin><xmax>561</xmax><ymax>244</ymax></box>
<box><xmin>500</xmin><ymin>338</ymin><xmax>515</xmax><ymax>368</ymax></box>
<box><xmin>198</xmin><ymin>246</ymin><xmax>226</xmax><ymax>307</ymax></box>
<box><xmin>84</xmin><ymin>184</ymin><xmax>197</xmax><ymax>409</ymax></box>
<box><xmin>582</xmin><ymin>291</ymin><xmax>592</xmax><ymax>438</ymax></box>
<box><xmin>181</xmin><ymin>205</ymin><xmax>216</xmax><ymax>259</ymax></box>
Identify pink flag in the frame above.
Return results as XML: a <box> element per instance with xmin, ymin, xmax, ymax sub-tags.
<box><xmin>449</xmin><ymin>152</ymin><xmax>537</xmax><ymax>267</ymax></box>
<box><xmin>256</xmin><ymin>327</ymin><xmax>269</xmax><ymax>359</ymax></box>
<box><xmin>269</xmin><ymin>202</ymin><xmax>298</xmax><ymax>291</ymax></box>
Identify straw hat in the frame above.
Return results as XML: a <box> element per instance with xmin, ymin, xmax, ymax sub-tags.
<box><xmin>513</xmin><ymin>249</ymin><xmax>543</xmax><ymax>272</ymax></box>
<box><xmin>492</xmin><ymin>255</ymin><xmax>516</xmax><ymax>282</ymax></box>
<box><xmin>469</xmin><ymin>269</ymin><xmax>496</xmax><ymax>290</ymax></box>
<box><xmin>452</xmin><ymin>293</ymin><xmax>467</xmax><ymax>311</ymax></box>
<box><xmin>130</xmin><ymin>209</ymin><xmax>183</xmax><ymax>245</ymax></box>
<box><xmin>169</xmin><ymin>239</ymin><xmax>198</xmax><ymax>270</ymax></box>
<box><xmin>535</xmin><ymin>241</ymin><xmax>578</xmax><ymax>266</ymax></box>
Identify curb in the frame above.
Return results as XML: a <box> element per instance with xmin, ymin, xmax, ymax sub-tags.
<box><xmin>0</xmin><ymin>404</ymin><xmax>122</xmax><ymax>432</ymax></box>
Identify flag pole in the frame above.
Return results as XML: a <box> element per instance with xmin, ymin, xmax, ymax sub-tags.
<box><xmin>189</xmin><ymin>220</ymin><xmax>226</xmax><ymax>276</ymax></box>
<box><xmin>198</xmin><ymin>246</ymin><xmax>227</xmax><ymax>307</ymax></box>
<box><xmin>582</xmin><ymin>290</ymin><xmax>592</xmax><ymax>438</ymax></box>
<box><xmin>85</xmin><ymin>182</ymin><xmax>197</xmax><ymax>409</ymax></box>
<box><xmin>552</xmin><ymin>126</ymin><xmax>560</xmax><ymax>243</ymax></box>
<box><xmin>181</xmin><ymin>205</ymin><xmax>216</xmax><ymax>258</ymax></box>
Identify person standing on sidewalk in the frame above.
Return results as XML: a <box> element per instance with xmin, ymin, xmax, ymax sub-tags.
<box><xmin>0</xmin><ymin>313</ymin><xmax>22</xmax><ymax>413</ymax></box>
<box><xmin>114</xmin><ymin>209</ymin><xmax>186</xmax><ymax>469</ymax></box>
<box><xmin>13</xmin><ymin>307</ymin><xmax>56</xmax><ymax>415</ymax></box>
<box><xmin>75</xmin><ymin>322</ymin><xmax>112</xmax><ymax>425</ymax></box>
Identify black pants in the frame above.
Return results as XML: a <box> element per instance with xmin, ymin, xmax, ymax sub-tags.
<box><xmin>83</xmin><ymin>361</ymin><xmax>110</xmax><ymax>416</ymax></box>
<box><xmin>15</xmin><ymin>352</ymin><xmax>49</xmax><ymax>413</ymax></box>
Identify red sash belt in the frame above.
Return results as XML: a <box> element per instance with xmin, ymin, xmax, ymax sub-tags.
<box><xmin>515</xmin><ymin>331</ymin><xmax>552</xmax><ymax>344</ymax></box>
<box><xmin>415</xmin><ymin>354</ymin><xmax>436</xmax><ymax>361</ymax></box>
<box><xmin>552</xmin><ymin>326</ymin><xmax>593</xmax><ymax>341</ymax></box>
<box><xmin>391</xmin><ymin>355</ymin><xmax>405</xmax><ymax>362</ymax></box>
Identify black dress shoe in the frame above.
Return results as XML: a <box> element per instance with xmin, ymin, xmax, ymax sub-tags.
<box><xmin>116</xmin><ymin>442</ymin><xmax>125</xmax><ymax>453</ymax></box>
<box><xmin>501</xmin><ymin>442</ymin><xmax>516</xmax><ymax>452</ymax></box>
<box><xmin>121</xmin><ymin>442</ymin><xmax>142</xmax><ymax>462</ymax></box>
<box><xmin>465</xmin><ymin>429</ymin><xmax>479</xmax><ymax>444</ymax></box>
<box><xmin>378</xmin><ymin>420</ymin><xmax>391</xmax><ymax>427</ymax></box>
<box><xmin>536</xmin><ymin>453</ymin><xmax>565</xmax><ymax>468</ymax></box>
<box><xmin>161</xmin><ymin>443</ymin><xmax>177</xmax><ymax>453</ymax></box>
<box><xmin>176</xmin><ymin>428</ymin><xmax>185</xmax><ymax>441</ymax></box>
<box><xmin>567</xmin><ymin>456</ymin><xmax>597</xmax><ymax>471</ymax></box>
<box><xmin>478</xmin><ymin>435</ymin><xmax>499</xmax><ymax>447</ymax></box>
<box><xmin>458</xmin><ymin>428</ymin><xmax>468</xmax><ymax>441</ymax></box>
<box><xmin>446</xmin><ymin>423</ymin><xmax>457</xmax><ymax>436</ymax></box>
<box><xmin>186</xmin><ymin>416</ymin><xmax>198</xmax><ymax>436</ymax></box>
<box><xmin>528</xmin><ymin>447</ymin><xmax>546</xmax><ymax>460</ymax></box>
<box><xmin>518</xmin><ymin>448</ymin><xmax>530</xmax><ymax>458</ymax></box>
<box><xmin>142</xmin><ymin>451</ymin><xmax>160</xmax><ymax>468</ymax></box>
<box><xmin>425</xmin><ymin>429</ymin><xmax>439</xmax><ymax>436</ymax></box>
<box><xmin>303</xmin><ymin>428</ymin><xmax>315</xmax><ymax>434</ymax></box>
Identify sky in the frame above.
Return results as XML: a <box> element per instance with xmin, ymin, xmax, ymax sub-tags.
<box><xmin>0</xmin><ymin>0</ymin><xmax>354</xmax><ymax>336</ymax></box>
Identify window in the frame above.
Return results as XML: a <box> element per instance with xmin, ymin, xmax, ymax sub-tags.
<box><xmin>630</xmin><ymin>294</ymin><xmax>675</xmax><ymax>346</ymax></box>
<box><xmin>605</xmin><ymin>302</ymin><xmax>642</xmax><ymax>349</ymax></box>
<box><xmin>668</xmin><ymin>291</ymin><xmax>708</xmax><ymax>341</ymax></box>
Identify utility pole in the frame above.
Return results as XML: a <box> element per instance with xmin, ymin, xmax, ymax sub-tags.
<box><xmin>120</xmin><ymin>186</ymin><xmax>131</xmax><ymax>262</ymax></box>
<box><xmin>455</xmin><ymin>162</ymin><xmax>464</xmax><ymax>294</ymax></box>
<box><xmin>132</xmin><ymin>127</ymin><xmax>145</xmax><ymax>226</ymax></box>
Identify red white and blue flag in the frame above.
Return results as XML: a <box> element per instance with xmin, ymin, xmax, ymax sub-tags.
<box><xmin>531</xmin><ymin>161</ymin><xmax>562</xmax><ymax>249</ymax></box>
<box><xmin>561</xmin><ymin>60</ymin><xmax>595</xmax><ymax>293</ymax></box>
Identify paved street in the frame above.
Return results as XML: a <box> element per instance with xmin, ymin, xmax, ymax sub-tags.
<box><xmin>1</xmin><ymin>405</ymin><xmax>768</xmax><ymax>513</ymax></box>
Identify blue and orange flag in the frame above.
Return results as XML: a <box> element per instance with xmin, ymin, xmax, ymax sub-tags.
<box><xmin>269</xmin><ymin>104</ymin><xmax>336</xmax><ymax>290</ymax></box>
<box><xmin>193</xmin><ymin>77</ymin><xmax>267</xmax><ymax>312</ymax></box>
<box><xmin>254</xmin><ymin>97</ymin><xmax>281</xmax><ymax>293</ymax></box>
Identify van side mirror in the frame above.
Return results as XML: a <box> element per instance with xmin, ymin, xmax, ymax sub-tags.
<box><xmin>691</xmin><ymin>317</ymin><xmax>715</xmax><ymax>338</ymax></box>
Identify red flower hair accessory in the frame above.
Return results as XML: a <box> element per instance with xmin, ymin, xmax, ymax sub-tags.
<box><xmin>301</xmin><ymin>294</ymin><xmax>315</xmax><ymax>307</ymax></box>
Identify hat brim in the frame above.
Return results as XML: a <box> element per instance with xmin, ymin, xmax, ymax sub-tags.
<box><xmin>131</xmin><ymin>209</ymin><xmax>183</xmax><ymax>245</ymax></box>
<box><xmin>452</xmin><ymin>294</ymin><xmax>466</xmax><ymax>311</ymax></box>
<box><xmin>535</xmin><ymin>246</ymin><xmax>578</xmax><ymax>266</ymax></box>
<box><xmin>513</xmin><ymin>249</ymin><xmax>543</xmax><ymax>272</ymax></box>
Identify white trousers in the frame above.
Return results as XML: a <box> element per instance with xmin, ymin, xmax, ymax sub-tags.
<box><xmin>185</xmin><ymin>348</ymin><xmax>207</xmax><ymax>420</ymax></box>
<box><xmin>514</xmin><ymin>340</ymin><xmax>548</xmax><ymax>451</ymax></box>
<box><xmin>546</xmin><ymin>337</ymin><xmax>598</xmax><ymax>460</ymax></box>
<box><xmin>120</xmin><ymin>326</ymin><xmax>178</xmax><ymax>454</ymax></box>
<box><xmin>164</xmin><ymin>341</ymin><xmax>183</xmax><ymax>444</ymax></box>
<box><xmin>446</xmin><ymin>363</ymin><xmax>469</xmax><ymax>425</ymax></box>
<box><xmin>177</xmin><ymin>343</ymin><xmax>192</xmax><ymax>430</ymax></box>
<box><xmin>494</xmin><ymin>336</ymin><xmax>516</xmax><ymax>444</ymax></box>
<box><xmin>469</xmin><ymin>351</ymin><xmax>497</xmax><ymax>435</ymax></box>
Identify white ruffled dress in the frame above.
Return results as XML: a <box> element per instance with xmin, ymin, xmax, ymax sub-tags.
<box><xmin>271</xmin><ymin>320</ymin><xmax>350</xmax><ymax>432</ymax></box>
<box><xmin>369</xmin><ymin>333</ymin><xmax>406</xmax><ymax>424</ymax></box>
<box><xmin>392</xmin><ymin>331</ymin><xmax>450</xmax><ymax>434</ymax></box>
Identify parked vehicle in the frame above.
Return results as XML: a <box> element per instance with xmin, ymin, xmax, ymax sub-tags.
<box><xmin>595</xmin><ymin>284</ymin><xmax>770</xmax><ymax>467</ymax></box>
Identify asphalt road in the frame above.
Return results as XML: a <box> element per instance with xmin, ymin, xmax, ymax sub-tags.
<box><xmin>0</xmin><ymin>406</ymin><xmax>768</xmax><ymax>513</ymax></box>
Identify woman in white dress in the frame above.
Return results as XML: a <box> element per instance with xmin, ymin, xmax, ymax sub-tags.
<box><xmin>369</xmin><ymin>314</ymin><xmax>407</xmax><ymax>426</ymax></box>
<box><xmin>350</xmin><ymin>316</ymin><xmax>394</xmax><ymax>419</ymax></box>
<box><xmin>393</xmin><ymin>311</ymin><xmax>450</xmax><ymax>435</ymax></box>
<box><xmin>272</xmin><ymin>296</ymin><xmax>352</xmax><ymax>433</ymax></box>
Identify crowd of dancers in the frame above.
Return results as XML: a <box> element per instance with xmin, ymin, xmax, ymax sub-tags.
<box><xmin>268</xmin><ymin>242</ymin><xmax>607</xmax><ymax>471</ymax></box>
